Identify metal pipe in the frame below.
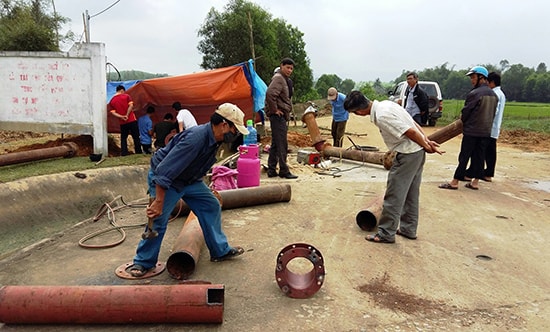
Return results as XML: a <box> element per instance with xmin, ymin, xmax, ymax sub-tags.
<box><xmin>356</xmin><ymin>194</ymin><xmax>384</xmax><ymax>231</ymax></box>
<box><xmin>172</xmin><ymin>184</ymin><xmax>292</xmax><ymax>217</ymax></box>
<box><xmin>166</xmin><ymin>211</ymin><xmax>202</xmax><ymax>280</ymax></box>
<box><xmin>322</xmin><ymin>144</ymin><xmax>395</xmax><ymax>170</ymax></box>
<box><xmin>301</xmin><ymin>108</ymin><xmax>325</xmax><ymax>151</ymax></box>
<box><xmin>0</xmin><ymin>284</ymin><xmax>224</xmax><ymax>324</ymax></box>
<box><xmin>0</xmin><ymin>142</ymin><xmax>78</xmax><ymax>166</ymax></box>
<box><xmin>427</xmin><ymin>119</ymin><xmax>463</xmax><ymax>144</ymax></box>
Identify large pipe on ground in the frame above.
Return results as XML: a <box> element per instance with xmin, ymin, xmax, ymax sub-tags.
<box><xmin>167</xmin><ymin>211</ymin><xmax>203</xmax><ymax>280</ymax></box>
<box><xmin>172</xmin><ymin>183</ymin><xmax>292</xmax><ymax>217</ymax></box>
<box><xmin>0</xmin><ymin>142</ymin><xmax>78</xmax><ymax>167</ymax></box>
<box><xmin>0</xmin><ymin>284</ymin><xmax>224</xmax><ymax>324</ymax></box>
<box><xmin>355</xmin><ymin>194</ymin><xmax>384</xmax><ymax>231</ymax></box>
<box><xmin>167</xmin><ymin>184</ymin><xmax>291</xmax><ymax>279</ymax></box>
<box><xmin>321</xmin><ymin>145</ymin><xmax>395</xmax><ymax>170</ymax></box>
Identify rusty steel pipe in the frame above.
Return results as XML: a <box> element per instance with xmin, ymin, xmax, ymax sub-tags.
<box><xmin>427</xmin><ymin>119</ymin><xmax>463</xmax><ymax>144</ymax></box>
<box><xmin>172</xmin><ymin>184</ymin><xmax>292</xmax><ymax>217</ymax></box>
<box><xmin>322</xmin><ymin>145</ymin><xmax>396</xmax><ymax>170</ymax></box>
<box><xmin>0</xmin><ymin>142</ymin><xmax>78</xmax><ymax>167</ymax></box>
<box><xmin>166</xmin><ymin>211</ymin><xmax>202</xmax><ymax>280</ymax></box>
<box><xmin>301</xmin><ymin>109</ymin><xmax>326</xmax><ymax>151</ymax></box>
<box><xmin>356</xmin><ymin>194</ymin><xmax>384</xmax><ymax>231</ymax></box>
<box><xmin>0</xmin><ymin>284</ymin><xmax>224</xmax><ymax>324</ymax></box>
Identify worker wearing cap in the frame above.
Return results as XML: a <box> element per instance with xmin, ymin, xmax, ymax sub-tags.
<box><xmin>439</xmin><ymin>66</ymin><xmax>498</xmax><ymax>190</ymax></box>
<box><xmin>327</xmin><ymin>87</ymin><xmax>349</xmax><ymax>147</ymax></box>
<box><xmin>125</xmin><ymin>103</ymin><xmax>249</xmax><ymax>278</ymax></box>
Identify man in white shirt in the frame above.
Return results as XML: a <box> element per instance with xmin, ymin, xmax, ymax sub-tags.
<box><xmin>344</xmin><ymin>91</ymin><xmax>443</xmax><ymax>243</ymax></box>
<box><xmin>483</xmin><ymin>72</ymin><xmax>506</xmax><ymax>182</ymax></box>
<box><xmin>172</xmin><ymin>101</ymin><xmax>197</xmax><ymax>132</ymax></box>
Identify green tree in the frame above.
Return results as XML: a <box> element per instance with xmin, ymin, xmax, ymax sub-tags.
<box><xmin>340</xmin><ymin>79</ymin><xmax>355</xmax><ymax>94</ymax></box>
<box><xmin>502</xmin><ymin>64</ymin><xmax>534</xmax><ymax>101</ymax></box>
<box><xmin>0</xmin><ymin>0</ymin><xmax>72</xmax><ymax>51</ymax></box>
<box><xmin>197</xmin><ymin>0</ymin><xmax>313</xmax><ymax>102</ymax></box>
<box><xmin>314</xmin><ymin>74</ymin><xmax>341</xmax><ymax>98</ymax></box>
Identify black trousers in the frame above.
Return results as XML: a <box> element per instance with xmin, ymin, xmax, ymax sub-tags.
<box><xmin>267</xmin><ymin>115</ymin><xmax>290</xmax><ymax>175</ymax></box>
<box><xmin>456</xmin><ymin>135</ymin><xmax>489</xmax><ymax>180</ymax></box>
<box><xmin>120</xmin><ymin>121</ymin><xmax>142</xmax><ymax>155</ymax></box>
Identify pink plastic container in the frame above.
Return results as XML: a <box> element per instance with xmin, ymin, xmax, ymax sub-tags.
<box><xmin>237</xmin><ymin>145</ymin><xmax>260</xmax><ymax>188</ymax></box>
<box><xmin>238</xmin><ymin>144</ymin><xmax>259</xmax><ymax>159</ymax></box>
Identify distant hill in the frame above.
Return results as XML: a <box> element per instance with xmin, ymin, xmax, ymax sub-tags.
<box><xmin>107</xmin><ymin>70</ymin><xmax>169</xmax><ymax>81</ymax></box>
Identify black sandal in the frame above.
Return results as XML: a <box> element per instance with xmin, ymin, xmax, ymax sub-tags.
<box><xmin>210</xmin><ymin>246</ymin><xmax>245</xmax><ymax>262</ymax></box>
<box><xmin>365</xmin><ymin>234</ymin><xmax>395</xmax><ymax>243</ymax></box>
<box><xmin>125</xmin><ymin>264</ymin><xmax>149</xmax><ymax>277</ymax></box>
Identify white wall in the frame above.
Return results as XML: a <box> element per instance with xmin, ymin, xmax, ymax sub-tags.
<box><xmin>0</xmin><ymin>43</ymin><xmax>107</xmax><ymax>154</ymax></box>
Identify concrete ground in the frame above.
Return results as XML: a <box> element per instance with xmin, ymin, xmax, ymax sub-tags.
<box><xmin>0</xmin><ymin>115</ymin><xmax>549</xmax><ymax>331</ymax></box>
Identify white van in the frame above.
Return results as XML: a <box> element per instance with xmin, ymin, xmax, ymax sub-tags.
<box><xmin>388</xmin><ymin>81</ymin><xmax>443</xmax><ymax>126</ymax></box>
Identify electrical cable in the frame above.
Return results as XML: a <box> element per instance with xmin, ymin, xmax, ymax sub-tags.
<box><xmin>78</xmin><ymin>195</ymin><xmax>181</xmax><ymax>249</ymax></box>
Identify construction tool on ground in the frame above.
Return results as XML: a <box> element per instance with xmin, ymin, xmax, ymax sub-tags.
<box><xmin>141</xmin><ymin>198</ymin><xmax>158</xmax><ymax>239</ymax></box>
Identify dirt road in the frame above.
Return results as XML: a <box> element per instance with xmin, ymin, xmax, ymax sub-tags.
<box><xmin>0</xmin><ymin>115</ymin><xmax>549</xmax><ymax>331</ymax></box>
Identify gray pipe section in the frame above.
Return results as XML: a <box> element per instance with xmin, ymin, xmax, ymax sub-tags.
<box><xmin>0</xmin><ymin>142</ymin><xmax>78</xmax><ymax>166</ymax></box>
<box><xmin>321</xmin><ymin>146</ymin><xmax>395</xmax><ymax>170</ymax></box>
<box><xmin>172</xmin><ymin>183</ymin><xmax>292</xmax><ymax>218</ymax></box>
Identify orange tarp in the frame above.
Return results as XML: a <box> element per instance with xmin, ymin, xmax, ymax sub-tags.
<box><xmin>107</xmin><ymin>65</ymin><xmax>253</xmax><ymax>133</ymax></box>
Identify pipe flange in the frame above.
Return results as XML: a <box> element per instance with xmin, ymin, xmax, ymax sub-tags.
<box><xmin>275</xmin><ymin>243</ymin><xmax>325</xmax><ymax>299</ymax></box>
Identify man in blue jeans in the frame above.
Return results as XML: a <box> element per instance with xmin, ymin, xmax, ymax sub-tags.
<box><xmin>126</xmin><ymin>103</ymin><xmax>249</xmax><ymax>277</ymax></box>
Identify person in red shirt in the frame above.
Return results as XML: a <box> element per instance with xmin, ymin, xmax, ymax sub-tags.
<box><xmin>108</xmin><ymin>85</ymin><xmax>142</xmax><ymax>155</ymax></box>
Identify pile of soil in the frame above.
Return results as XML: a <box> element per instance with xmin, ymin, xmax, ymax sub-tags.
<box><xmin>1</xmin><ymin>127</ymin><xmax>549</xmax><ymax>158</ymax></box>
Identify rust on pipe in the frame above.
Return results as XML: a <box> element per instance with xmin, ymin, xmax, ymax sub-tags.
<box><xmin>167</xmin><ymin>186</ymin><xmax>291</xmax><ymax>279</ymax></box>
<box><xmin>356</xmin><ymin>194</ymin><xmax>384</xmax><ymax>231</ymax></box>
<box><xmin>172</xmin><ymin>183</ymin><xmax>292</xmax><ymax>217</ymax></box>
<box><xmin>427</xmin><ymin>119</ymin><xmax>463</xmax><ymax>144</ymax></box>
<box><xmin>0</xmin><ymin>284</ymin><xmax>224</xmax><ymax>324</ymax></box>
<box><xmin>0</xmin><ymin>142</ymin><xmax>78</xmax><ymax>167</ymax></box>
<box><xmin>167</xmin><ymin>211</ymin><xmax>202</xmax><ymax>280</ymax></box>
<box><xmin>301</xmin><ymin>109</ymin><xmax>326</xmax><ymax>151</ymax></box>
<box><xmin>322</xmin><ymin>145</ymin><xmax>396</xmax><ymax>170</ymax></box>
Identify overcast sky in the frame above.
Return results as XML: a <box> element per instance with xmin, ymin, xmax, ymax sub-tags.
<box><xmin>55</xmin><ymin>0</ymin><xmax>548</xmax><ymax>83</ymax></box>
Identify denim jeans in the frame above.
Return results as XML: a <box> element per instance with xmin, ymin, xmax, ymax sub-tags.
<box><xmin>133</xmin><ymin>170</ymin><xmax>231</xmax><ymax>268</ymax></box>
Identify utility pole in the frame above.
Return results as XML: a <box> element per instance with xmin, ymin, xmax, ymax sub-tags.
<box><xmin>83</xmin><ymin>10</ymin><xmax>90</xmax><ymax>43</ymax></box>
<box><xmin>247</xmin><ymin>12</ymin><xmax>255</xmax><ymax>70</ymax></box>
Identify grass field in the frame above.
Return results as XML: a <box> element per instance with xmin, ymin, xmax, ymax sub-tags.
<box><xmin>439</xmin><ymin>100</ymin><xmax>550</xmax><ymax>133</ymax></box>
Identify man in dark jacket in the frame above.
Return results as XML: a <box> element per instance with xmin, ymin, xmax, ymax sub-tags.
<box><xmin>265</xmin><ymin>58</ymin><xmax>298</xmax><ymax>179</ymax></box>
<box><xmin>403</xmin><ymin>72</ymin><xmax>429</xmax><ymax>126</ymax></box>
<box><xmin>439</xmin><ymin>66</ymin><xmax>497</xmax><ymax>190</ymax></box>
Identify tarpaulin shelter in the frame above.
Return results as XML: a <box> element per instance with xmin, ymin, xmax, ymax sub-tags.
<box><xmin>107</xmin><ymin>60</ymin><xmax>267</xmax><ymax>133</ymax></box>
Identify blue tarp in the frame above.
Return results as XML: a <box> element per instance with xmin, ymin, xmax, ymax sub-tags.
<box><xmin>239</xmin><ymin>59</ymin><xmax>267</xmax><ymax>113</ymax></box>
<box><xmin>106</xmin><ymin>80</ymin><xmax>140</xmax><ymax>102</ymax></box>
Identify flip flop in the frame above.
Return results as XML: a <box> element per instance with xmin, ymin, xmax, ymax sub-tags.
<box><xmin>465</xmin><ymin>183</ymin><xmax>479</xmax><ymax>190</ymax></box>
<box><xmin>210</xmin><ymin>246</ymin><xmax>245</xmax><ymax>262</ymax></box>
<box><xmin>396</xmin><ymin>229</ymin><xmax>417</xmax><ymax>240</ymax></box>
<box><xmin>125</xmin><ymin>264</ymin><xmax>150</xmax><ymax>278</ymax></box>
<box><xmin>438</xmin><ymin>183</ymin><xmax>458</xmax><ymax>190</ymax></box>
<box><xmin>365</xmin><ymin>234</ymin><xmax>395</xmax><ymax>244</ymax></box>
